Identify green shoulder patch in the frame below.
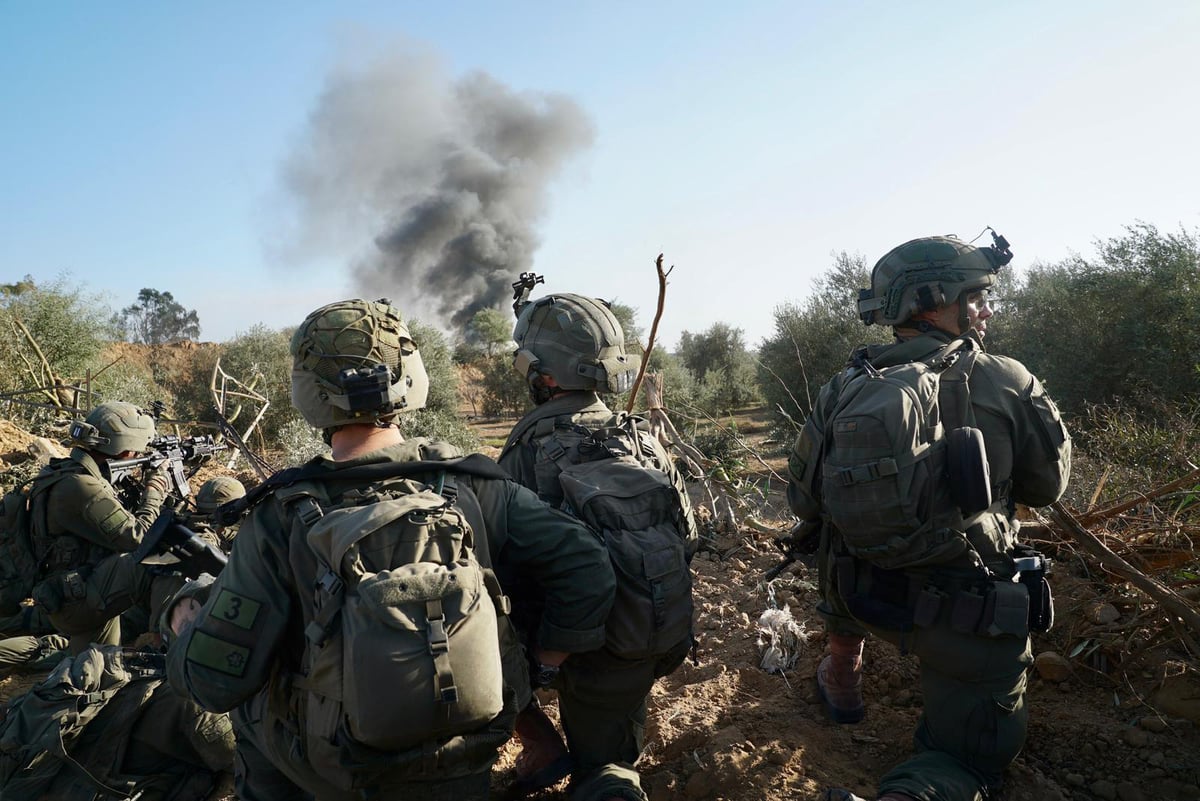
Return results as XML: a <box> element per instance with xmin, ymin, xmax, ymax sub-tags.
<box><xmin>186</xmin><ymin>630</ymin><xmax>251</xmax><ymax>677</ymax></box>
<box><xmin>211</xmin><ymin>589</ymin><xmax>261</xmax><ymax>631</ymax></box>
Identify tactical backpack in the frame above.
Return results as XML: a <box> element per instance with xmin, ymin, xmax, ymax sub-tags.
<box><xmin>272</xmin><ymin>456</ymin><xmax>513</xmax><ymax>790</ymax></box>
<box><xmin>820</xmin><ymin>338</ymin><xmax>992</xmax><ymax>571</ymax></box>
<box><xmin>0</xmin><ymin>472</ymin><xmax>71</xmax><ymax>617</ymax></box>
<box><xmin>0</xmin><ymin>645</ymin><xmax>213</xmax><ymax>801</ymax></box>
<box><xmin>531</xmin><ymin>413</ymin><xmax>694</xmax><ymax>661</ymax></box>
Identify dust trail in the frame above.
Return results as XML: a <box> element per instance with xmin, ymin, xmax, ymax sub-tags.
<box><xmin>278</xmin><ymin>47</ymin><xmax>594</xmax><ymax>328</ymax></box>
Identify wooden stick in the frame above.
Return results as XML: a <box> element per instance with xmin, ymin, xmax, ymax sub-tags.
<box><xmin>1046</xmin><ymin>501</ymin><xmax>1200</xmax><ymax>637</ymax></box>
<box><xmin>1079</xmin><ymin>465</ymin><xmax>1200</xmax><ymax>525</ymax></box>
<box><xmin>626</xmin><ymin>253</ymin><xmax>672</xmax><ymax>414</ymax></box>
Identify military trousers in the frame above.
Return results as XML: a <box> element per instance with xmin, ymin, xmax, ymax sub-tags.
<box><xmin>38</xmin><ymin>554</ymin><xmax>181</xmax><ymax>655</ymax></box>
<box><xmin>819</xmin><ymin>557</ymin><xmax>1032</xmax><ymax>801</ymax></box>
<box><xmin>231</xmin><ymin>686</ymin><xmax>498</xmax><ymax>801</ymax></box>
<box><xmin>556</xmin><ymin>639</ymin><xmax>691</xmax><ymax>801</ymax></box>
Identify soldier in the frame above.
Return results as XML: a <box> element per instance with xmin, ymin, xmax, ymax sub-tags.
<box><xmin>164</xmin><ymin>298</ymin><xmax>615</xmax><ymax>801</ymax></box>
<box><xmin>787</xmin><ymin>234</ymin><xmax>1071</xmax><ymax>801</ymax></box>
<box><xmin>187</xmin><ymin>475</ymin><xmax>247</xmax><ymax>546</ymax></box>
<box><xmin>28</xmin><ymin>401</ymin><xmax>175</xmax><ymax>655</ymax></box>
<box><xmin>498</xmin><ymin>292</ymin><xmax>698</xmax><ymax>801</ymax></box>
<box><xmin>0</xmin><ymin>643</ymin><xmax>235</xmax><ymax>801</ymax></box>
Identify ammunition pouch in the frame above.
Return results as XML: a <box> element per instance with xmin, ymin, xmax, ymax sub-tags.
<box><xmin>31</xmin><ymin>567</ymin><xmax>91</xmax><ymax>613</ymax></box>
<box><xmin>835</xmin><ymin>557</ymin><xmax>1035</xmax><ymax>639</ymax></box>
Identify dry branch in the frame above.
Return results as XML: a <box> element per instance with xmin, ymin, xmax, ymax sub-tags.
<box><xmin>1079</xmin><ymin>464</ymin><xmax>1200</xmax><ymax>526</ymax></box>
<box><xmin>626</xmin><ymin>253</ymin><xmax>672</xmax><ymax>415</ymax></box>
<box><xmin>1046</xmin><ymin>501</ymin><xmax>1200</xmax><ymax>638</ymax></box>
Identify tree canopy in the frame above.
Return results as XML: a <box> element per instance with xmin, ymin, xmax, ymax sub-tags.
<box><xmin>117</xmin><ymin>288</ymin><xmax>201</xmax><ymax>344</ymax></box>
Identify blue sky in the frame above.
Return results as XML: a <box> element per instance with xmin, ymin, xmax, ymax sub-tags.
<box><xmin>3</xmin><ymin>1</ymin><xmax>1198</xmax><ymax>348</ymax></box>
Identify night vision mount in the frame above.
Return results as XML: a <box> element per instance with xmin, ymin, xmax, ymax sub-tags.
<box><xmin>511</xmin><ymin>272</ymin><xmax>545</xmax><ymax>317</ymax></box>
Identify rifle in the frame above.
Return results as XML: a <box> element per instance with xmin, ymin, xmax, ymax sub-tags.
<box><xmin>133</xmin><ymin>508</ymin><xmax>228</xmax><ymax>579</ymax></box>
<box><xmin>109</xmin><ymin>434</ymin><xmax>227</xmax><ymax>507</ymax></box>
<box><xmin>764</xmin><ymin>520</ymin><xmax>821</xmax><ymax>580</ymax></box>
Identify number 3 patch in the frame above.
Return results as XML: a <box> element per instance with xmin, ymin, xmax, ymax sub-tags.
<box><xmin>211</xmin><ymin>589</ymin><xmax>261</xmax><ymax>631</ymax></box>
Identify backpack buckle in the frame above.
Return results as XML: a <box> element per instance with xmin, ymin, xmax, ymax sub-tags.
<box><xmin>316</xmin><ymin>569</ymin><xmax>344</xmax><ymax>598</ymax></box>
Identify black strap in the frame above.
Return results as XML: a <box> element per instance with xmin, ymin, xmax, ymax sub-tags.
<box><xmin>218</xmin><ymin>453</ymin><xmax>509</xmax><ymax>525</ymax></box>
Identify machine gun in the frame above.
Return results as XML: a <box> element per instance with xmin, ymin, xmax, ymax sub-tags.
<box><xmin>133</xmin><ymin>507</ymin><xmax>228</xmax><ymax>579</ymax></box>
<box><xmin>109</xmin><ymin>434</ymin><xmax>227</xmax><ymax>508</ymax></box>
<box><xmin>512</xmin><ymin>271</ymin><xmax>544</xmax><ymax>317</ymax></box>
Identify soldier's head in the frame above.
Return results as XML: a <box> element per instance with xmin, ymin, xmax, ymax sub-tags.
<box><xmin>511</xmin><ymin>293</ymin><xmax>639</xmax><ymax>405</ymax></box>
<box><xmin>194</xmin><ymin>476</ymin><xmax>246</xmax><ymax>516</ymax></box>
<box><xmin>68</xmin><ymin>401</ymin><xmax>157</xmax><ymax>459</ymax></box>
<box><xmin>857</xmin><ymin>231</ymin><xmax>1012</xmax><ymax>339</ymax></box>
<box><xmin>290</xmin><ymin>298</ymin><xmax>429</xmax><ymax>442</ymax></box>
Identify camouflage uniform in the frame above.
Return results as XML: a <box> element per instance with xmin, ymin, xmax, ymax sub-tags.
<box><xmin>167</xmin><ymin>438</ymin><xmax>613</xmax><ymax>801</ymax></box>
<box><xmin>500</xmin><ymin>391</ymin><xmax>697</xmax><ymax>801</ymax></box>
<box><xmin>29</xmin><ymin>447</ymin><xmax>168</xmax><ymax>654</ymax></box>
<box><xmin>789</xmin><ymin>238</ymin><xmax>1071</xmax><ymax>801</ymax></box>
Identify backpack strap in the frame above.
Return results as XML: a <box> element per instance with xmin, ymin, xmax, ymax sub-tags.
<box><xmin>934</xmin><ymin>338</ymin><xmax>980</xmax><ymax>432</ymax></box>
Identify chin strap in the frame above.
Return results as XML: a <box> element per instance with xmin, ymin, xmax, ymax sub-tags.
<box><xmin>528</xmin><ymin>373</ymin><xmax>555</xmax><ymax>406</ymax></box>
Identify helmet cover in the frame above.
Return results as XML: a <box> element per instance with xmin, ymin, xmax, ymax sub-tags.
<box><xmin>290</xmin><ymin>298</ymin><xmax>429</xmax><ymax>430</ymax></box>
<box><xmin>511</xmin><ymin>293</ymin><xmax>639</xmax><ymax>395</ymax></box>
<box><xmin>70</xmin><ymin>401</ymin><xmax>157</xmax><ymax>457</ymax></box>
<box><xmin>857</xmin><ymin>235</ymin><xmax>1010</xmax><ymax>327</ymax></box>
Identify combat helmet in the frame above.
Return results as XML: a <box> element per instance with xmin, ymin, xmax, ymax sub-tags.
<box><xmin>512</xmin><ymin>293</ymin><xmax>639</xmax><ymax>403</ymax></box>
<box><xmin>290</xmin><ymin>298</ymin><xmax>429</xmax><ymax>434</ymax></box>
<box><xmin>194</xmin><ymin>476</ymin><xmax>246</xmax><ymax>514</ymax></box>
<box><xmin>68</xmin><ymin>401</ymin><xmax>157</xmax><ymax>457</ymax></box>
<box><xmin>857</xmin><ymin>230</ymin><xmax>1013</xmax><ymax>331</ymax></box>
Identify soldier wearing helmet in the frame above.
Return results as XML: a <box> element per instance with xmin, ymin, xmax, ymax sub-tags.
<box><xmin>184</xmin><ymin>476</ymin><xmax>247</xmax><ymax>547</ymax></box>
<box><xmin>499</xmin><ymin>292</ymin><xmax>697</xmax><ymax>801</ymax></box>
<box><xmin>27</xmin><ymin>401</ymin><xmax>176</xmax><ymax>655</ymax></box>
<box><xmin>165</xmin><ymin>298</ymin><xmax>614</xmax><ymax>801</ymax></box>
<box><xmin>788</xmin><ymin>232</ymin><xmax>1072</xmax><ymax>801</ymax></box>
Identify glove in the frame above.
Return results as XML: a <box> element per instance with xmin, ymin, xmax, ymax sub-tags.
<box><xmin>143</xmin><ymin>461</ymin><xmax>171</xmax><ymax>500</ymax></box>
<box><xmin>158</xmin><ymin>572</ymin><xmax>216</xmax><ymax>647</ymax></box>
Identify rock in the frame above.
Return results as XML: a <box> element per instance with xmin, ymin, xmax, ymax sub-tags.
<box><xmin>1147</xmin><ymin>750</ymin><xmax>1165</xmax><ymax>766</ymax></box>
<box><xmin>1086</xmin><ymin>601</ymin><xmax>1121</xmax><ymax>624</ymax></box>
<box><xmin>1122</xmin><ymin>727</ymin><xmax>1150</xmax><ymax>748</ymax></box>
<box><xmin>27</xmin><ymin>436</ymin><xmax>67</xmax><ymax>461</ymax></box>
<box><xmin>1152</xmin><ymin>664</ymin><xmax>1200</xmax><ymax>725</ymax></box>
<box><xmin>684</xmin><ymin>769</ymin><xmax>714</xmax><ymax>800</ymax></box>
<box><xmin>1090</xmin><ymin>779</ymin><xmax>1117</xmax><ymax>800</ymax></box>
<box><xmin>646</xmin><ymin>774</ymin><xmax>676</xmax><ymax>801</ymax></box>
<box><xmin>710</xmin><ymin>726</ymin><xmax>747</xmax><ymax>751</ymax></box>
<box><xmin>1065</xmin><ymin>773</ymin><xmax>1086</xmax><ymax>787</ymax></box>
<box><xmin>1034</xmin><ymin>651</ymin><xmax>1072</xmax><ymax>682</ymax></box>
<box><xmin>1138</xmin><ymin>716</ymin><xmax>1168</xmax><ymax>733</ymax></box>
<box><xmin>895</xmin><ymin>689</ymin><xmax>913</xmax><ymax>705</ymax></box>
<box><xmin>766</xmin><ymin>746</ymin><xmax>790</xmax><ymax>766</ymax></box>
<box><xmin>1116</xmin><ymin>781</ymin><xmax>1146</xmax><ymax>801</ymax></box>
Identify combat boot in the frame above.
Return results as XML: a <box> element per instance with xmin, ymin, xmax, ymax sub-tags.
<box><xmin>816</xmin><ymin>633</ymin><xmax>865</xmax><ymax>724</ymax></box>
<box><xmin>822</xmin><ymin>791</ymin><xmax>917</xmax><ymax>801</ymax></box>
<box><xmin>505</xmin><ymin>700</ymin><xmax>573</xmax><ymax>800</ymax></box>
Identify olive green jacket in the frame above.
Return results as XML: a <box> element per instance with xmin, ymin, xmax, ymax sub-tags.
<box><xmin>788</xmin><ymin>331</ymin><xmax>1071</xmax><ymax>569</ymax></box>
<box><xmin>167</xmin><ymin>438</ymin><xmax>615</xmax><ymax>714</ymax></box>
<box><xmin>30</xmin><ymin>449</ymin><xmax>166</xmax><ymax>573</ymax></box>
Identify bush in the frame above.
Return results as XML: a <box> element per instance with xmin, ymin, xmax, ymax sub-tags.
<box><xmin>480</xmin><ymin>354</ymin><xmax>529</xmax><ymax>418</ymax></box>
<box><xmin>219</xmin><ymin>325</ymin><xmax>298</xmax><ymax>446</ymax></box>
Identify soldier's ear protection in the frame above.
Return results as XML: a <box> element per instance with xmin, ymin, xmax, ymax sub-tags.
<box><xmin>69</xmin><ymin>421</ymin><xmax>109</xmax><ymax>448</ymax></box>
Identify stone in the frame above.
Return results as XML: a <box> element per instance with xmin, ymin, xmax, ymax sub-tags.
<box><xmin>1138</xmin><ymin>716</ymin><xmax>1168</xmax><ymax>733</ymax></box>
<box><xmin>1116</xmin><ymin>781</ymin><xmax>1146</xmax><ymax>801</ymax></box>
<box><xmin>1090</xmin><ymin>779</ymin><xmax>1117</xmax><ymax>800</ymax></box>
<box><xmin>684</xmin><ymin>770</ymin><xmax>714</xmax><ymax>800</ymax></box>
<box><xmin>1086</xmin><ymin>601</ymin><xmax>1121</xmax><ymax>624</ymax></box>
<box><xmin>1122</xmin><ymin>727</ymin><xmax>1150</xmax><ymax>748</ymax></box>
<box><xmin>1065</xmin><ymin>773</ymin><xmax>1086</xmax><ymax>787</ymax></box>
<box><xmin>1034</xmin><ymin>651</ymin><xmax>1072</xmax><ymax>682</ymax></box>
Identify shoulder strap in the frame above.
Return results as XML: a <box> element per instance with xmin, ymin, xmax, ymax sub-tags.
<box><xmin>219</xmin><ymin>453</ymin><xmax>509</xmax><ymax>526</ymax></box>
<box><xmin>935</xmin><ymin>338</ymin><xmax>980</xmax><ymax>432</ymax></box>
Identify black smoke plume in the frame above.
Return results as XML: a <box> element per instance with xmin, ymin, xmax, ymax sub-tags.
<box><xmin>279</xmin><ymin>48</ymin><xmax>594</xmax><ymax>327</ymax></box>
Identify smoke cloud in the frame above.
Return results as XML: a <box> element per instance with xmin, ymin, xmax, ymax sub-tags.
<box><xmin>277</xmin><ymin>47</ymin><xmax>594</xmax><ymax>328</ymax></box>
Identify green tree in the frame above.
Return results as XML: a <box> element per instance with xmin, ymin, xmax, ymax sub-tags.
<box><xmin>758</xmin><ymin>252</ymin><xmax>889</xmax><ymax>423</ymax></box>
<box><xmin>987</xmin><ymin>222</ymin><xmax>1200</xmax><ymax>417</ymax></box>
<box><xmin>676</xmin><ymin>322</ymin><xmax>760</xmax><ymax>413</ymax></box>
<box><xmin>608</xmin><ymin>301</ymin><xmax>644</xmax><ymax>344</ymax></box>
<box><xmin>464</xmin><ymin>308</ymin><xmax>515</xmax><ymax>357</ymax></box>
<box><xmin>0</xmin><ymin>276</ymin><xmax>114</xmax><ymax>407</ymax></box>
<box><xmin>117</xmin><ymin>288</ymin><xmax>201</xmax><ymax>344</ymax></box>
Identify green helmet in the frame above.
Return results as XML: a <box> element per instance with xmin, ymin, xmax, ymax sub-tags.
<box><xmin>68</xmin><ymin>401</ymin><xmax>157</xmax><ymax>457</ymax></box>
<box><xmin>195</xmin><ymin>476</ymin><xmax>246</xmax><ymax>514</ymax></box>
<box><xmin>290</xmin><ymin>298</ymin><xmax>429</xmax><ymax>431</ymax></box>
<box><xmin>512</xmin><ymin>293</ymin><xmax>639</xmax><ymax>399</ymax></box>
<box><xmin>857</xmin><ymin>232</ymin><xmax>1013</xmax><ymax>327</ymax></box>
